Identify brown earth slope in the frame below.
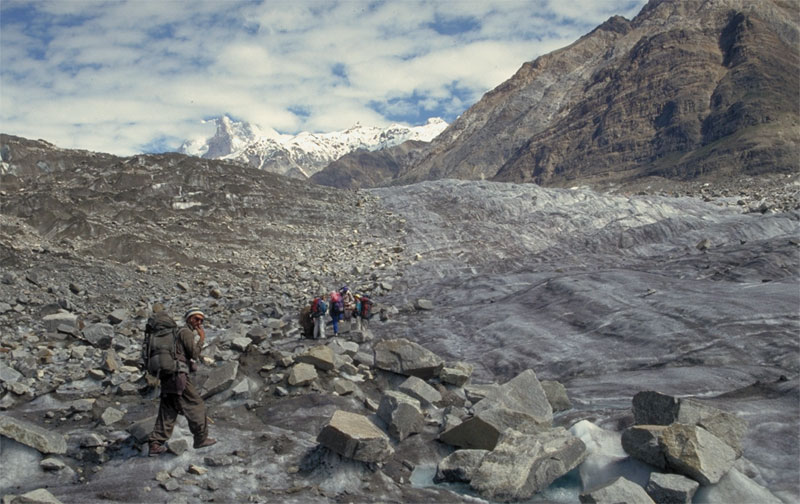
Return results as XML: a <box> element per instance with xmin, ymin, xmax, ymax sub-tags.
<box><xmin>393</xmin><ymin>0</ymin><xmax>799</xmax><ymax>188</ymax></box>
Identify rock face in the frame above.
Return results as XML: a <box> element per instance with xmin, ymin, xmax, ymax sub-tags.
<box><xmin>317</xmin><ymin>410</ymin><xmax>394</xmax><ymax>463</ymax></box>
<box><xmin>394</xmin><ymin>0</ymin><xmax>798</xmax><ymax>188</ymax></box>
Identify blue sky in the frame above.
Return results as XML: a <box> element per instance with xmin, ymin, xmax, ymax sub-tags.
<box><xmin>0</xmin><ymin>0</ymin><xmax>647</xmax><ymax>155</ymax></box>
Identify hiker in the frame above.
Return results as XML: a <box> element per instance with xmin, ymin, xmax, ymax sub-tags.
<box><xmin>299</xmin><ymin>303</ymin><xmax>314</xmax><ymax>339</ymax></box>
<box><xmin>310</xmin><ymin>294</ymin><xmax>328</xmax><ymax>339</ymax></box>
<box><xmin>146</xmin><ymin>307</ymin><xmax>216</xmax><ymax>456</ymax></box>
<box><xmin>355</xmin><ymin>293</ymin><xmax>373</xmax><ymax>331</ymax></box>
<box><xmin>328</xmin><ymin>290</ymin><xmax>343</xmax><ymax>336</ymax></box>
<box><xmin>341</xmin><ymin>285</ymin><xmax>356</xmax><ymax>321</ymax></box>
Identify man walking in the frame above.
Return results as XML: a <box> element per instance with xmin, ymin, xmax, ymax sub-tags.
<box><xmin>147</xmin><ymin>307</ymin><xmax>216</xmax><ymax>456</ymax></box>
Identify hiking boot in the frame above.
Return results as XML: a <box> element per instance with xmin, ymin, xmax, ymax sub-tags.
<box><xmin>149</xmin><ymin>442</ymin><xmax>167</xmax><ymax>457</ymax></box>
<box><xmin>193</xmin><ymin>437</ymin><xmax>217</xmax><ymax>449</ymax></box>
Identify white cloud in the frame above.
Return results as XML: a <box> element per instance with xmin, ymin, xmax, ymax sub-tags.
<box><xmin>0</xmin><ymin>0</ymin><xmax>648</xmax><ymax>155</ymax></box>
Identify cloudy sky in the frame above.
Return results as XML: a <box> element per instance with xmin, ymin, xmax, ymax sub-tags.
<box><xmin>1</xmin><ymin>0</ymin><xmax>647</xmax><ymax>156</ymax></box>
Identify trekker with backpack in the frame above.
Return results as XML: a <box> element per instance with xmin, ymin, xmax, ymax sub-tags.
<box><xmin>329</xmin><ymin>290</ymin><xmax>344</xmax><ymax>336</ymax></box>
<box><xmin>310</xmin><ymin>295</ymin><xmax>328</xmax><ymax>339</ymax></box>
<box><xmin>355</xmin><ymin>294</ymin><xmax>374</xmax><ymax>331</ymax></box>
<box><xmin>341</xmin><ymin>285</ymin><xmax>356</xmax><ymax>321</ymax></box>
<box><xmin>145</xmin><ymin>307</ymin><xmax>216</xmax><ymax>456</ymax></box>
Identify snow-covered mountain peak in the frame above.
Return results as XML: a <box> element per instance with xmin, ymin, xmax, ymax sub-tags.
<box><xmin>177</xmin><ymin>115</ymin><xmax>448</xmax><ymax>178</ymax></box>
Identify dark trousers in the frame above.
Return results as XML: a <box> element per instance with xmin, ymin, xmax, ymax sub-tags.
<box><xmin>149</xmin><ymin>378</ymin><xmax>208</xmax><ymax>445</ymax></box>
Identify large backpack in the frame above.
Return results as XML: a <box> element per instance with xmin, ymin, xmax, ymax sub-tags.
<box><xmin>360</xmin><ymin>296</ymin><xmax>374</xmax><ymax>319</ymax></box>
<box><xmin>311</xmin><ymin>297</ymin><xmax>327</xmax><ymax>317</ymax></box>
<box><xmin>329</xmin><ymin>291</ymin><xmax>343</xmax><ymax>314</ymax></box>
<box><xmin>141</xmin><ymin>311</ymin><xmax>182</xmax><ymax>377</ymax></box>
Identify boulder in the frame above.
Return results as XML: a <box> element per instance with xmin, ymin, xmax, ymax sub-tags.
<box><xmin>621</xmin><ymin>424</ymin><xmax>668</xmax><ymax>469</ymax></box>
<box><xmin>317</xmin><ymin>410</ymin><xmax>394</xmax><ymax>463</ymax></box>
<box><xmin>541</xmin><ymin>380</ymin><xmax>572</xmax><ymax>412</ymax></box>
<box><xmin>288</xmin><ymin>362</ymin><xmax>318</xmax><ymax>386</ymax></box>
<box><xmin>472</xmin><ymin>369</ymin><xmax>553</xmax><ymax>426</ymax></box>
<box><xmin>245</xmin><ymin>326</ymin><xmax>268</xmax><ymax>344</ymax></box>
<box><xmin>328</xmin><ymin>338</ymin><xmax>359</xmax><ymax>356</ymax></box>
<box><xmin>0</xmin><ymin>416</ymin><xmax>67</xmax><ymax>454</ymax></box>
<box><xmin>373</xmin><ymin>338</ymin><xmax>443</xmax><ymax>379</ymax></box>
<box><xmin>434</xmin><ymin>449</ymin><xmax>489</xmax><ymax>483</ymax></box>
<box><xmin>377</xmin><ymin>390</ymin><xmax>424</xmax><ymax>441</ymax></box>
<box><xmin>295</xmin><ymin>345</ymin><xmax>335</xmax><ymax>371</ymax></box>
<box><xmin>398</xmin><ymin>375</ymin><xmax>442</xmax><ymax>407</ymax></box>
<box><xmin>646</xmin><ymin>472</ymin><xmax>699</xmax><ymax>504</ymax></box>
<box><xmin>100</xmin><ymin>407</ymin><xmax>125</xmax><ymax>426</ymax></box>
<box><xmin>42</xmin><ymin>311</ymin><xmax>77</xmax><ymax>333</ymax></box>
<box><xmin>82</xmin><ymin>323</ymin><xmax>114</xmax><ymax>349</ymax></box>
<box><xmin>469</xmin><ymin>427</ymin><xmax>587</xmax><ymax>501</ymax></box>
<box><xmin>694</xmin><ymin>467</ymin><xmax>782</xmax><ymax>504</ymax></box>
<box><xmin>631</xmin><ymin>391</ymin><xmax>746</xmax><ymax>454</ymax></box>
<box><xmin>6</xmin><ymin>488</ymin><xmax>64</xmax><ymax>504</ymax></box>
<box><xmin>414</xmin><ymin>299</ymin><xmax>434</xmax><ymax>310</ymax></box>
<box><xmin>107</xmin><ymin>308</ymin><xmax>128</xmax><ymax>324</ymax></box>
<box><xmin>660</xmin><ymin>423</ymin><xmax>736</xmax><ymax>485</ymax></box>
<box><xmin>439</xmin><ymin>406</ymin><xmax>550</xmax><ymax>450</ymax></box>
<box><xmin>126</xmin><ymin>415</ymin><xmax>157</xmax><ymax>443</ymax></box>
<box><xmin>199</xmin><ymin>361</ymin><xmax>239</xmax><ymax>398</ymax></box>
<box><xmin>0</xmin><ymin>361</ymin><xmax>23</xmax><ymax>383</ymax></box>
<box><xmin>230</xmin><ymin>336</ymin><xmax>252</xmax><ymax>352</ymax></box>
<box><xmin>439</xmin><ymin>361</ymin><xmax>474</xmax><ymax>387</ymax></box>
<box><xmin>167</xmin><ymin>438</ymin><xmax>190</xmax><ymax>456</ymax></box>
<box><xmin>579</xmin><ymin>476</ymin><xmax>655</xmax><ymax>504</ymax></box>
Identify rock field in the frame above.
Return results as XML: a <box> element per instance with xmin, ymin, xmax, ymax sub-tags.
<box><xmin>0</xmin><ymin>137</ymin><xmax>798</xmax><ymax>503</ymax></box>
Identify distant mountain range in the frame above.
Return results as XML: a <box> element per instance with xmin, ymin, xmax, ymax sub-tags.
<box><xmin>178</xmin><ymin>116</ymin><xmax>447</xmax><ymax>178</ymax></box>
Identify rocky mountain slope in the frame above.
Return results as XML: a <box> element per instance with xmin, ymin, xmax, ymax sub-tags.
<box><xmin>0</xmin><ymin>134</ymin><xmax>798</xmax><ymax>503</ymax></box>
<box><xmin>178</xmin><ymin>116</ymin><xmax>447</xmax><ymax>179</ymax></box>
<box><xmin>390</xmin><ymin>0</ymin><xmax>798</xmax><ymax>187</ymax></box>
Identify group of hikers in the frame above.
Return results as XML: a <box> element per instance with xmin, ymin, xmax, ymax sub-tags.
<box><xmin>302</xmin><ymin>284</ymin><xmax>374</xmax><ymax>339</ymax></box>
<box><xmin>141</xmin><ymin>286</ymin><xmax>376</xmax><ymax>456</ymax></box>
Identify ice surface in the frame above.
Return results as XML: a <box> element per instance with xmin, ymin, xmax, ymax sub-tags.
<box><xmin>371</xmin><ymin>180</ymin><xmax>799</xmax><ymax>499</ymax></box>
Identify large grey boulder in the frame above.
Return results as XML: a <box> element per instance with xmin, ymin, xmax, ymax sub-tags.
<box><xmin>199</xmin><ymin>361</ymin><xmax>239</xmax><ymax>398</ymax></box>
<box><xmin>373</xmin><ymin>338</ymin><xmax>443</xmax><ymax>379</ymax></box>
<box><xmin>0</xmin><ymin>361</ymin><xmax>23</xmax><ymax>383</ymax></box>
<box><xmin>439</xmin><ymin>361</ymin><xmax>474</xmax><ymax>387</ymax></box>
<box><xmin>469</xmin><ymin>427</ymin><xmax>587</xmax><ymax>501</ymax></box>
<box><xmin>295</xmin><ymin>345</ymin><xmax>335</xmax><ymax>371</ymax></box>
<box><xmin>377</xmin><ymin>390</ymin><xmax>424</xmax><ymax>441</ymax></box>
<box><xmin>580</xmin><ymin>476</ymin><xmax>655</xmax><ymax>504</ymax></box>
<box><xmin>42</xmin><ymin>311</ymin><xmax>77</xmax><ymax>333</ymax></box>
<box><xmin>632</xmin><ymin>391</ymin><xmax>747</xmax><ymax>455</ymax></box>
<box><xmin>646</xmin><ymin>472</ymin><xmax>699</xmax><ymax>504</ymax></box>
<box><xmin>434</xmin><ymin>449</ymin><xmax>489</xmax><ymax>483</ymax></box>
<box><xmin>660</xmin><ymin>423</ymin><xmax>736</xmax><ymax>485</ymax></box>
<box><xmin>5</xmin><ymin>488</ymin><xmax>64</xmax><ymax>503</ymax></box>
<box><xmin>288</xmin><ymin>362</ymin><xmax>318</xmax><ymax>386</ymax></box>
<box><xmin>694</xmin><ymin>466</ymin><xmax>782</xmax><ymax>504</ymax></box>
<box><xmin>317</xmin><ymin>410</ymin><xmax>394</xmax><ymax>463</ymax></box>
<box><xmin>0</xmin><ymin>416</ymin><xmax>67</xmax><ymax>454</ymax></box>
<box><xmin>472</xmin><ymin>369</ymin><xmax>553</xmax><ymax>426</ymax></box>
<box><xmin>398</xmin><ymin>375</ymin><xmax>442</xmax><ymax>407</ymax></box>
<box><xmin>621</xmin><ymin>425</ymin><xmax>668</xmax><ymax>469</ymax></box>
<box><xmin>541</xmin><ymin>380</ymin><xmax>572</xmax><ymax>412</ymax></box>
<box><xmin>439</xmin><ymin>406</ymin><xmax>550</xmax><ymax>450</ymax></box>
<box><xmin>82</xmin><ymin>323</ymin><xmax>114</xmax><ymax>349</ymax></box>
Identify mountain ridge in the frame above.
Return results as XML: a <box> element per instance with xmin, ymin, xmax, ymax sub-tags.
<box><xmin>178</xmin><ymin>115</ymin><xmax>447</xmax><ymax>179</ymax></box>
<box><xmin>384</xmin><ymin>0</ymin><xmax>799</xmax><ymax>188</ymax></box>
